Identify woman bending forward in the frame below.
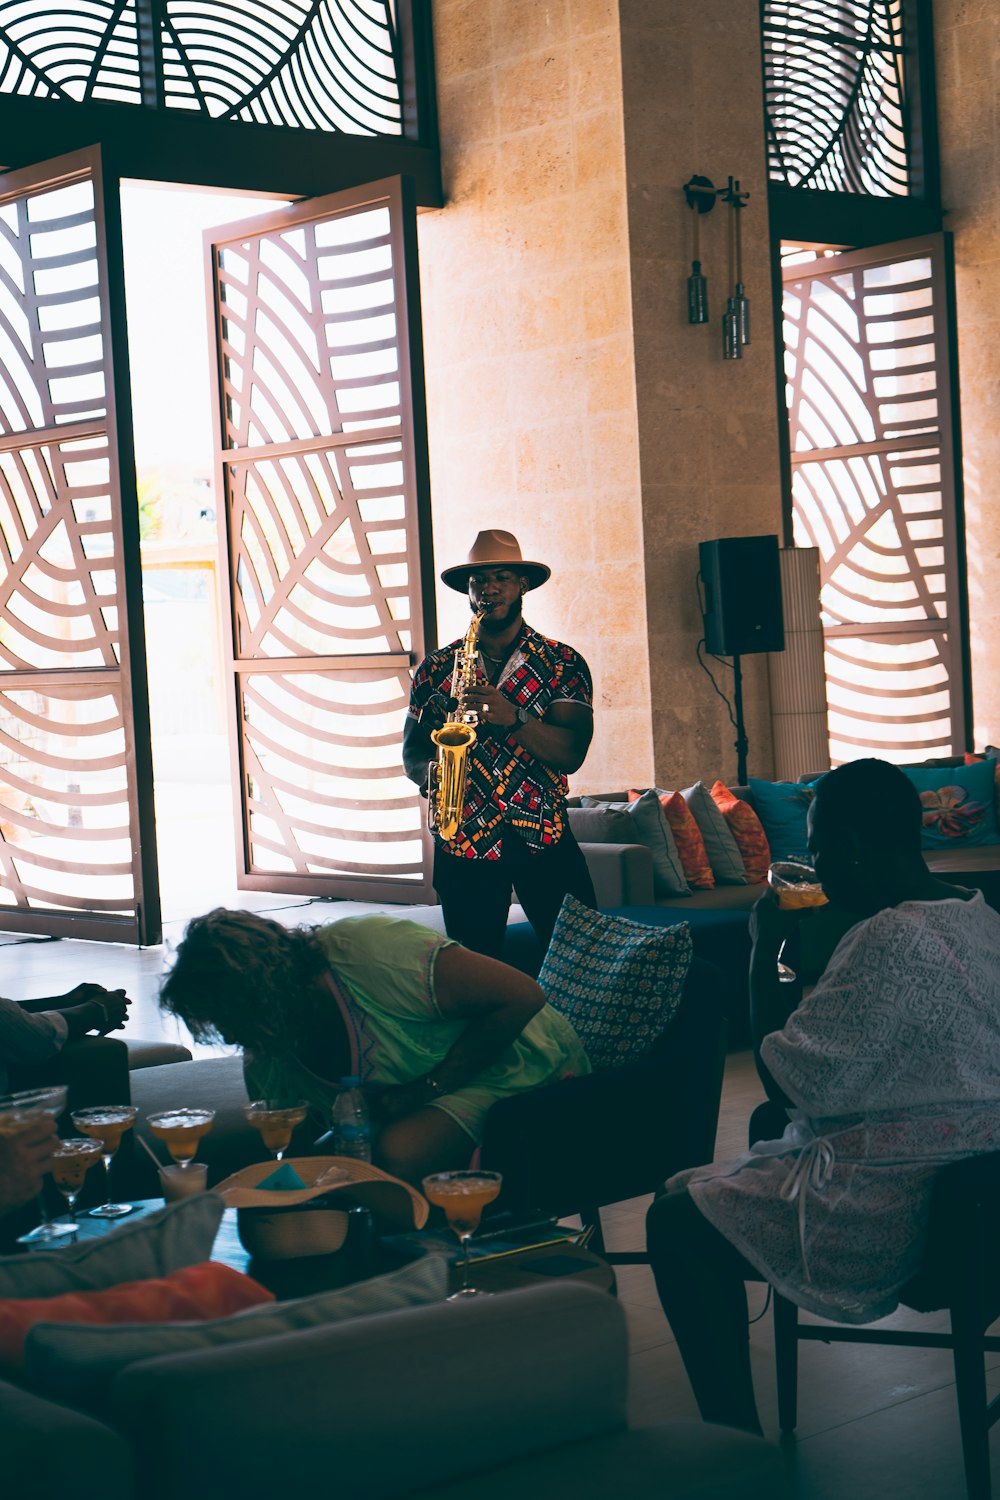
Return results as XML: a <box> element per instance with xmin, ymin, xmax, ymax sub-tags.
<box><xmin>161</xmin><ymin>911</ymin><xmax>589</xmax><ymax>1184</ymax></box>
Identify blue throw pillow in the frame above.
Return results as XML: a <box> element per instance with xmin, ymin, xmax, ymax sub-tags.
<box><xmin>904</xmin><ymin>760</ymin><xmax>1000</xmax><ymax>849</ymax></box>
<box><xmin>748</xmin><ymin>778</ymin><xmax>817</xmax><ymax>863</ymax></box>
<box><xmin>537</xmin><ymin>896</ymin><xmax>693</xmax><ymax>1070</ymax></box>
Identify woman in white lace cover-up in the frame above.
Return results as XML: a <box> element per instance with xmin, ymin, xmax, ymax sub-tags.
<box><xmin>646</xmin><ymin>758</ymin><xmax>1000</xmax><ymax>1434</ymax></box>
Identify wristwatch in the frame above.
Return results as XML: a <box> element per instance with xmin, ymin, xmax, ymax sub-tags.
<box><xmin>424</xmin><ymin>1075</ymin><xmax>446</xmax><ymax>1098</ymax></box>
<box><xmin>515</xmin><ymin>706</ymin><xmax>530</xmax><ymax>726</ymax></box>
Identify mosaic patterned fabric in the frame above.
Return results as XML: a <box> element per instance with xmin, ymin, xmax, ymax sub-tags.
<box><xmin>408</xmin><ymin>624</ymin><xmax>592</xmax><ymax>858</ymax></box>
<box><xmin>538</xmin><ymin>896</ymin><xmax>692</xmax><ymax>1071</ymax></box>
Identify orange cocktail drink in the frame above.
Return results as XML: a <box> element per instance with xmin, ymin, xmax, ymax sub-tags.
<box><xmin>70</xmin><ymin>1105</ymin><xmax>138</xmax><ymax>1219</ymax></box>
<box><xmin>147</xmin><ymin>1108</ymin><xmax>215</xmax><ymax>1166</ymax></box>
<box><xmin>422</xmin><ymin>1170</ymin><xmax>503</xmax><ymax>1299</ymax></box>
<box><xmin>243</xmin><ymin>1101</ymin><xmax>308</xmax><ymax>1161</ymax></box>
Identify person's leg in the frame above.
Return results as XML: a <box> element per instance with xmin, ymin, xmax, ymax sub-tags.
<box><xmin>646</xmin><ymin>1185</ymin><xmax>764</xmax><ymax>1433</ymax></box>
<box><xmin>509</xmin><ymin>825</ymin><xmax>597</xmax><ymax>953</ymax></box>
<box><xmin>432</xmin><ymin>847</ymin><xmax>511</xmax><ymax>959</ymax></box>
<box><xmin>375</xmin><ymin>1106</ymin><xmax>475</xmax><ymax>1185</ymax></box>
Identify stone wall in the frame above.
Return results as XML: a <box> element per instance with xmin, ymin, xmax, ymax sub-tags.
<box><xmin>418</xmin><ymin>0</ymin><xmax>653</xmax><ymax>794</ymax></box>
<box><xmin>618</xmin><ymin>0</ymin><xmax>784</xmax><ymax>786</ymax></box>
<box><xmin>418</xmin><ymin>0</ymin><xmax>783</xmax><ymax>795</ymax></box>
<box><xmin>934</xmin><ymin>1</ymin><xmax>1000</xmax><ymax>748</ymax></box>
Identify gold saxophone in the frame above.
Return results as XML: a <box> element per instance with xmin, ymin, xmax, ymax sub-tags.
<box><xmin>428</xmin><ymin>603</ymin><xmax>489</xmax><ymax>842</ymax></box>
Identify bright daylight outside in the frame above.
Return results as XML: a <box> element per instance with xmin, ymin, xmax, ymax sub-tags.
<box><xmin>120</xmin><ymin>182</ymin><xmax>291</xmax><ymax>921</ymax></box>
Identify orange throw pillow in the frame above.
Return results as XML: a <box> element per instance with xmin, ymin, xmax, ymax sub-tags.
<box><xmin>709</xmin><ymin>781</ymin><xmax>771</xmax><ymax>884</ymax></box>
<box><xmin>0</xmin><ymin>1261</ymin><xmax>273</xmax><ymax>1371</ymax></box>
<box><xmin>630</xmin><ymin>788</ymin><xmax>714</xmax><ymax>889</ymax></box>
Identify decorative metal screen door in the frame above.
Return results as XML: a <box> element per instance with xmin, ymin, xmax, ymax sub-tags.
<box><xmin>208</xmin><ymin>176</ymin><xmax>436</xmax><ymax>901</ymax></box>
<box><xmin>783</xmin><ymin>234</ymin><xmax>967</xmax><ymax>764</ymax></box>
<box><xmin>0</xmin><ymin>147</ymin><xmax>158</xmax><ymax>942</ymax></box>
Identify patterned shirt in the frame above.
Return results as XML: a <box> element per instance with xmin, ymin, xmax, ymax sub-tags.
<box><xmin>407</xmin><ymin>624</ymin><xmax>592</xmax><ymax>859</ymax></box>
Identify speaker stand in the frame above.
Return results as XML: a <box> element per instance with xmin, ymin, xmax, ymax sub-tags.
<box><xmin>733</xmin><ymin>652</ymin><xmax>749</xmax><ymax>786</ymax></box>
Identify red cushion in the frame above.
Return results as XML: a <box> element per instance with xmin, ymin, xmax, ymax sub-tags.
<box><xmin>0</xmin><ymin>1261</ymin><xmax>273</xmax><ymax>1370</ymax></box>
<box><xmin>709</xmin><ymin>781</ymin><xmax>771</xmax><ymax>883</ymax></box>
<box><xmin>630</xmin><ymin>789</ymin><xmax>714</xmax><ymax>888</ymax></box>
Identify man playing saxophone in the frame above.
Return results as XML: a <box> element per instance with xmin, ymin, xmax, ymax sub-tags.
<box><xmin>403</xmin><ymin>530</ymin><xmax>597</xmax><ymax>960</ymax></box>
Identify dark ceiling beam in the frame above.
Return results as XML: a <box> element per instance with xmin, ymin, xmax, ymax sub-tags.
<box><xmin>0</xmin><ymin>94</ymin><xmax>443</xmax><ymax>206</ymax></box>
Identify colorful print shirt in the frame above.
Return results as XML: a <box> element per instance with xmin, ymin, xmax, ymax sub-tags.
<box><xmin>407</xmin><ymin>624</ymin><xmax>593</xmax><ymax>859</ymax></box>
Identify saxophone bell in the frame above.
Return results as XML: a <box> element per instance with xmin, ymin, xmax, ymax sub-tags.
<box><xmin>428</xmin><ymin>602</ymin><xmax>489</xmax><ymax>842</ymax></box>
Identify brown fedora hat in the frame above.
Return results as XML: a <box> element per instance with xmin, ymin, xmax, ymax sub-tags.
<box><xmin>441</xmin><ymin>529</ymin><xmax>551</xmax><ymax>593</ymax></box>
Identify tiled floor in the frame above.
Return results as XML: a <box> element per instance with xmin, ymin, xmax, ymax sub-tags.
<box><xmin>3</xmin><ymin>906</ymin><xmax>994</xmax><ymax>1499</ymax></box>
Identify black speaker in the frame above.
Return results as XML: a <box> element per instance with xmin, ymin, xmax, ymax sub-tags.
<box><xmin>699</xmin><ymin>535</ymin><xmax>785</xmax><ymax>656</ymax></box>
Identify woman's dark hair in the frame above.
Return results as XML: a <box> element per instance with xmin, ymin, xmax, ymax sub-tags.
<box><xmin>812</xmin><ymin>758</ymin><xmax>923</xmax><ymax>856</ymax></box>
<box><xmin>160</xmin><ymin>908</ymin><xmax>328</xmax><ymax>1052</ymax></box>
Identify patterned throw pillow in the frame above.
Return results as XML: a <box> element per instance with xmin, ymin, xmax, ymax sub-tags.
<box><xmin>709</xmin><ymin>780</ymin><xmax>771</xmax><ymax>883</ymax></box>
<box><xmin>629</xmin><ymin>790</ymin><xmax>714</xmax><ymax>889</ymax></box>
<box><xmin>965</xmin><ymin>752</ymin><xmax>1000</xmax><ymax>827</ymax></box>
<box><xmin>904</xmin><ymin>759</ymin><xmax>1000</xmax><ymax>848</ymax></box>
<box><xmin>537</xmin><ymin>896</ymin><xmax>693</xmax><ymax>1070</ymax></box>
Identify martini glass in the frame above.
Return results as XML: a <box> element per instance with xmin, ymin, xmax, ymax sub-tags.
<box><xmin>1</xmin><ymin>1085</ymin><xmax>69</xmax><ymax>1246</ymax></box>
<box><xmin>71</xmin><ymin>1105</ymin><xmax>139</xmax><ymax>1218</ymax></box>
<box><xmin>422</xmin><ymin>1170</ymin><xmax>503</xmax><ymax>1299</ymax></box>
<box><xmin>147</xmin><ymin>1108</ymin><xmax>215</xmax><ymax>1168</ymax></box>
<box><xmin>48</xmin><ymin>1136</ymin><xmax>103</xmax><ymax>1235</ymax></box>
<box><xmin>243</xmin><ymin>1100</ymin><xmax>307</xmax><ymax>1162</ymax></box>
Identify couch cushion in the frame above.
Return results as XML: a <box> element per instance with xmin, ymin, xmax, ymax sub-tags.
<box><xmin>682</xmin><ymin>782</ymin><xmax>747</xmax><ymax>884</ymax></box>
<box><xmin>0</xmin><ymin>1193</ymin><xmax>223</xmax><ymax>1300</ymax></box>
<box><xmin>538</xmin><ymin>897</ymin><xmax>692</xmax><ymax>1069</ymax></box>
<box><xmin>904</xmin><ymin>759</ymin><xmax>1000</xmax><ymax>849</ymax></box>
<box><xmin>631</xmin><ymin>790</ymin><xmax>714</xmax><ymax>889</ymax></box>
<box><xmin>26</xmin><ymin>1253</ymin><xmax>447</xmax><ymax>1416</ymax></box>
<box><xmin>748</xmin><ymin>777</ymin><xmax>815</xmax><ymax>863</ymax></box>
<box><xmin>710</xmin><ymin>780</ymin><xmax>771</xmax><ymax>883</ymax></box>
<box><xmin>0</xmin><ymin>1261</ymin><xmax>271</xmax><ymax>1371</ymax></box>
<box><xmin>580</xmin><ymin>791</ymin><xmax>690</xmax><ymax>897</ymax></box>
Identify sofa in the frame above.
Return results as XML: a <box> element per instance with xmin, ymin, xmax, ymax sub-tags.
<box><xmin>569</xmin><ymin>763</ymin><xmax>1000</xmax><ymax>1042</ymax></box>
<box><xmin>7</xmin><ymin>1279</ymin><xmax>788</xmax><ymax>1500</ymax></box>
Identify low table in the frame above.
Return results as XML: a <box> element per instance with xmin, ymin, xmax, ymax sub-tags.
<box><xmin>51</xmin><ymin>1199</ymin><xmax>616</xmax><ymax>1300</ymax></box>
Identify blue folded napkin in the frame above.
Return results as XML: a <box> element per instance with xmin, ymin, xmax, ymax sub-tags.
<box><xmin>256</xmin><ymin>1162</ymin><xmax>307</xmax><ymax>1192</ymax></box>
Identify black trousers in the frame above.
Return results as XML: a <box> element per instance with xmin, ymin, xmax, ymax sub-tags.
<box><xmin>433</xmin><ymin>826</ymin><xmax>597</xmax><ymax>960</ymax></box>
<box><xmin>646</xmin><ymin>1186</ymin><xmax>764</xmax><ymax>1433</ymax></box>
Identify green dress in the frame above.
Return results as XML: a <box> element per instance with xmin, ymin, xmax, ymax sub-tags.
<box><xmin>244</xmin><ymin>915</ymin><xmax>590</xmax><ymax>1144</ymax></box>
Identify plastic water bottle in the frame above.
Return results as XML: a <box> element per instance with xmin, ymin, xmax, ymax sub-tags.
<box><xmin>330</xmin><ymin>1076</ymin><xmax>372</xmax><ymax>1162</ymax></box>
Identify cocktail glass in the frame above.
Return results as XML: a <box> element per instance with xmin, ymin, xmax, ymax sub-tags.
<box><xmin>243</xmin><ymin>1100</ymin><xmax>308</xmax><ymax>1162</ymax></box>
<box><xmin>422</xmin><ymin>1169</ymin><xmax>503</xmax><ymax>1299</ymax></box>
<box><xmin>1</xmin><ymin>1085</ymin><xmax>69</xmax><ymax>1246</ymax></box>
<box><xmin>70</xmin><ymin>1105</ymin><xmax>139</xmax><ymax>1218</ymax></box>
<box><xmin>147</xmin><ymin>1108</ymin><xmax>215</xmax><ymax>1168</ymax></box>
<box><xmin>48</xmin><ymin>1136</ymin><xmax>103</xmax><ymax>1235</ymax></box>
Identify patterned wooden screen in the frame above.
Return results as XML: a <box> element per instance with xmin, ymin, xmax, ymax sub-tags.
<box><xmin>0</xmin><ymin>1</ymin><xmax>402</xmax><ymax>135</ymax></box>
<box><xmin>0</xmin><ymin>148</ymin><xmax>158</xmax><ymax>940</ymax></box>
<box><xmin>208</xmin><ymin>176</ymin><xmax>434</xmax><ymax>899</ymax></box>
<box><xmin>763</xmin><ymin>0</ymin><xmax>909</xmax><ymax>195</ymax></box>
<box><xmin>783</xmin><ymin>234</ymin><xmax>966</xmax><ymax>764</ymax></box>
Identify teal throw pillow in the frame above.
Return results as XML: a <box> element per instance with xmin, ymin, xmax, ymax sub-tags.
<box><xmin>748</xmin><ymin>778</ymin><xmax>817</xmax><ymax>863</ymax></box>
<box><xmin>904</xmin><ymin>760</ymin><xmax>1000</xmax><ymax>849</ymax></box>
<box><xmin>682</xmin><ymin>782</ymin><xmax>747</xmax><ymax>884</ymax></box>
<box><xmin>580</xmin><ymin>790</ymin><xmax>690</xmax><ymax>897</ymax></box>
<box><xmin>537</xmin><ymin>896</ymin><xmax>693</xmax><ymax>1070</ymax></box>
<box><xmin>25</xmin><ymin>1253</ymin><xmax>448</xmax><ymax>1417</ymax></box>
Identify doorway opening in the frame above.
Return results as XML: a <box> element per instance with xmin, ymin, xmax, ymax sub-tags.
<box><xmin>119</xmin><ymin>181</ymin><xmax>291</xmax><ymax>925</ymax></box>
